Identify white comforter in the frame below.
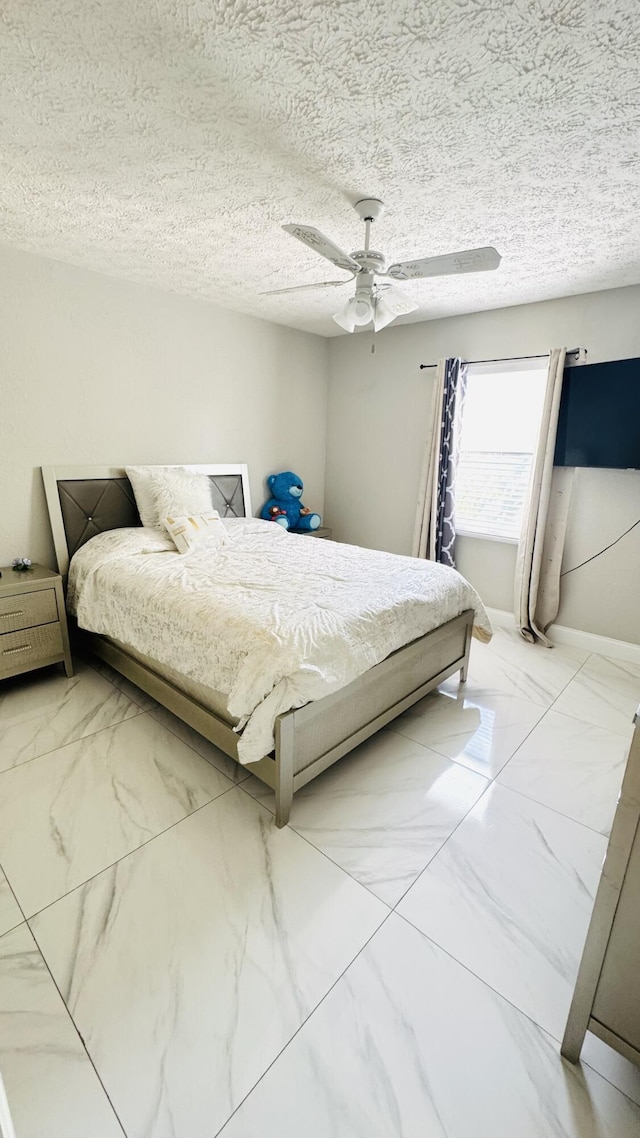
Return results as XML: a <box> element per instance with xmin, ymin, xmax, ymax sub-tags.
<box><xmin>68</xmin><ymin>520</ymin><xmax>491</xmax><ymax>764</ymax></box>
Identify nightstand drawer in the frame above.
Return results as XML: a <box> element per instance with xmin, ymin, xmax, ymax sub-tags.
<box><xmin>0</xmin><ymin>588</ymin><xmax>58</xmax><ymax>633</ymax></box>
<box><xmin>0</xmin><ymin>622</ymin><xmax>63</xmax><ymax>678</ymax></box>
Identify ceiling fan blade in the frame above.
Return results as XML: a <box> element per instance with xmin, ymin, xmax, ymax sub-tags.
<box><xmin>282</xmin><ymin>224</ymin><xmax>361</xmax><ymax>273</ymax></box>
<box><xmin>260</xmin><ymin>276</ymin><xmax>355</xmax><ymax>296</ymax></box>
<box><xmin>387</xmin><ymin>246</ymin><xmax>501</xmax><ymax>281</ymax></box>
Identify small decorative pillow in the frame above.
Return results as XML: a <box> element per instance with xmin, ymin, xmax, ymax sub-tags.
<box><xmin>164</xmin><ymin>512</ymin><xmax>228</xmax><ymax>554</ymax></box>
<box><xmin>126</xmin><ymin>466</ymin><xmax>213</xmax><ymax>529</ymax></box>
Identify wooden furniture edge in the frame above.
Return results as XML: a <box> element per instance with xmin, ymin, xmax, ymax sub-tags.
<box><xmin>561</xmin><ymin>709</ymin><xmax>640</xmax><ymax>1062</ymax></box>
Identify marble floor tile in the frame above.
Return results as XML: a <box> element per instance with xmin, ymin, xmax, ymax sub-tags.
<box><xmin>498</xmin><ymin>710</ymin><xmax>629</xmax><ymax>834</ymax></box>
<box><xmin>149</xmin><ymin>704</ymin><xmax>250</xmax><ymax>783</ymax></box>
<box><xmin>397</xmin><ymin>784</ymin><xmax>606</xmax><ymax>1041</ymax></box>
<box><xmin>0</xmin><ymin>660</ymin><xmax>146</xmax><ymax>774</ymax></box>
<box><xmin>0</xmin><ymin>712</ymin><xmax>234</xmax><ymax>916</ymax></box>
<box><xmin>391</xmin><ymin>687</ymin><xmax>546</xmax><ymax>778</ymax></box>
<box><xmin>88</xmin><ymin>656</ymin><xmax>157</xmax><ymax>710</ymax></box>
<box><xmin>219</xmin><ymin>914</ymin><xmax>640</xmax><ymax>1138</ymax></box>
<box><xmin>0</xmin><ymin>923</ymin><xmax>123</xmax><ymax>1138</ymax></box>
<box><xmin>552</xmin><ymin>653</ymin><xmax>640</xmax><ymax>736</ymax></box>
<box><xmin>442</xmin><ymin>625</ymin><xmax>588</xmax><ymax>708</ymax></box>
<box><xmin>244</xmin><ymin>731</ymin><xmax>487</xmax><ymax>905</ymax></box>
<box><xmin>0</xmin><ymin>866</ymin><xmax>22</xmax><ymax>937</ymax></box>
<box><xmin>580</xmin><ymin>1033</ymin><xmax>640</xmax><ymax>1109</ymax></box>
<box><xmin>31</xmin><ymin>788</ymin><xmax>387</xmax><ymax>1138</ymax></box>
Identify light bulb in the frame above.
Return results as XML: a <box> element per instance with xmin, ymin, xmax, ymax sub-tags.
<box><xmin>352</xmin><ymin>297</ymin><xmax>372</xmax><ymax>325</ymax></box>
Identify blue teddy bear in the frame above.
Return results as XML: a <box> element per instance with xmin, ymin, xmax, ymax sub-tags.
<box><xmin>260</xmin><ymin>471</ymin><xmax>321</xmax><ymax>532</ymax></box>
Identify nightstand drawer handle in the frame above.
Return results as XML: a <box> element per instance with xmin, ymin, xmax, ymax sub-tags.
<box><xmin>1</xmin><ymin>610</ymin><xmax>25</xmax><ymax>618</ymax></box>
<box><xmin>2</xmin><ymin>644</ymin><xmax>31</xmax><ymax>656</ymax></box>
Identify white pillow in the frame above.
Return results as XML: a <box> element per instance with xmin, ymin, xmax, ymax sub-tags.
<box><xmin>126</xmin><ymin>466</ymin><xmax>213</xmax><ymax>529</ymax></box>
<box><xmin>164</xmin><ymin>512</ymin><xmax>228</xmax><ymax>554</ymax></box>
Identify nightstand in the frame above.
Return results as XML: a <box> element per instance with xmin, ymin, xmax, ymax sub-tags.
<box><xmin>302</xmin><ymin>527</ymin><xmax>333</xmax><ymax>540</ymax></box>
<box><xmin>0</xmin><ymin>565</ymin><xmax>73</xmax><ymax>680</ymax></box>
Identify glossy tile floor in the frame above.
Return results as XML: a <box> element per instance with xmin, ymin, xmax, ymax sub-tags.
<box><xmin>1</xmin><ymin>630</ymin><xmax>640</xmax><ymax>1137</ymax></box>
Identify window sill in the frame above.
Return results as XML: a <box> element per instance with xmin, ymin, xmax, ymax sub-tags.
<box><xmin>456</xmin><ymin>530</ymin><xmax>520</xmax><ymax>546</ymax></box>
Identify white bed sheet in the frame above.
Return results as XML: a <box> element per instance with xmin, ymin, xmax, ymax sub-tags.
<box><xmin>68</xmin><ymin>520</ymin><xmax>492</xmax><ymax>764</ymax></box>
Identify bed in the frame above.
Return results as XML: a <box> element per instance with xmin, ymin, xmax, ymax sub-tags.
<box><xmin>42</xmin><ymin>464</ymin><xmax>490</xmax><ymax>826</ymax></box>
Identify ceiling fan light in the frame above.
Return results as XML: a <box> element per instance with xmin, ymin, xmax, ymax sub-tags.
<box><xmin>333</xmin><ymin>295</ymin><xmax>373</xmax><ymax>332</ymax></box>
<box><xmin>373</xmin><ymin>285</ymin><xmax>419</xmax><ymax>331</ymax></box>
<box><xmin>373</xmin><ymin>296</ymin><xmax>397</xmax><ymax>331</ymax></box>
<box><xmin>333</xmin><ymin>300</ymin><xmax>357</xmax><ymax>333</ymax></box>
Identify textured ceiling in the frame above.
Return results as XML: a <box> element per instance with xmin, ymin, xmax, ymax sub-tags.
<box><xmin>1</xmin><ymin>1</ymin><xmax>640</xmax><ymax>336</ymax></box>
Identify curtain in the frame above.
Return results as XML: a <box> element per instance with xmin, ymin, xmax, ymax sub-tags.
<box><xmin>412</xmin><ymin>358</ymin><xmax>445</xmax><ymax>561</ymax></box>
<box><xmin>515</xmin><ymin>347</ymin><xmax>572</xmax><ymax>645</ymax></box>
<box><xmin>412</xmin><ymin>357</ymin><xmax>468</xmax><ymax>568</ymax></box>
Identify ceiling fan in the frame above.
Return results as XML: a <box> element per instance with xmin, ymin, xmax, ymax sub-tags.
<box><xmin>266</xmin><ymin>198</ymin><xmax>501</xmax><ymax>333</ymax></box>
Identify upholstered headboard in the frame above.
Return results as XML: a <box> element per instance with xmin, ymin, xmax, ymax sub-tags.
<box><xmin>42</xmin><ymin>464</ymin><xmax>252</xmax><ymax>577</ymax></box>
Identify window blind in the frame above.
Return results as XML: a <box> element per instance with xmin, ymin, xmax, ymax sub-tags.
<box><xmin>455</xmin><ymin>451</ymin><xmax>533</xmax><ymax>542</ymax></box>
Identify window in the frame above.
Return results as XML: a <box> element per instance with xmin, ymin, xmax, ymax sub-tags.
<box><xmin>455</xmin><ymin>359</ymin><xmax>548</xmax><ymax>543</ymax></box>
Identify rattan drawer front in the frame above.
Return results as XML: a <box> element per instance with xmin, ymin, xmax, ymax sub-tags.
<box><xmin>0</xmin><ymin>622</ymin><xmax>63</xmax><ymax>678</ymax></box>
<box><xmin>0</xmin><ymin>588</ymin><xmax>58</xmax><ymax>633</ymax></box>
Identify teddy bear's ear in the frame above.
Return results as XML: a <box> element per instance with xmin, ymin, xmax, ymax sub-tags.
<box><xmin>268</xmin><ymin>475</ymin><xmax>276</xmax><ymax>489</ymax></box>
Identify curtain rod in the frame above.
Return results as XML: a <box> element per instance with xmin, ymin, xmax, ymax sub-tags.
<box><xmin>418</xmin><ymin>348</ymin><xmax>583</xmax><ymax>369</ymax></box>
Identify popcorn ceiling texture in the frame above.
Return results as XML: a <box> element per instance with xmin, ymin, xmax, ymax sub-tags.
<box><xmin>1</xmin><ymin>1</ymin><xmax>639</xmax><ymax>336</ymax></box>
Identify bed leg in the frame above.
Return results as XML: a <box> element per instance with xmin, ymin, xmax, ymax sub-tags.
<box><xmin>460</xmin><ymin>617</ymin><xmax>472</xmax><ymax>684</ymax></box>
<box><xmin>275</xmin><ymin>786</ymin><xmax>293</xmax><ymax>829</ymax></box>
<box><xmin>274</xmin><ymin>714</ymin><xmax>295</xmax><ymax>828</ymax></box>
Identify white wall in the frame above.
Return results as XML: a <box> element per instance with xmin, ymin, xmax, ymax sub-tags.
<box><xmin>326</xmin><ymin>285</ymin><xmax>640</xmax><ymax>643</ymax></box>
<box><xmin>0</xmin><ymin>245</ymin><xmax>328</xmax><ymax>568</ymax></box>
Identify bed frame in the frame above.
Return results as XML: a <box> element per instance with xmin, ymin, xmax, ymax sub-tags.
<box><xmin>42</xmin><ymin>464</ymin><xmax>472</xmax><ymax>827</ymax></box>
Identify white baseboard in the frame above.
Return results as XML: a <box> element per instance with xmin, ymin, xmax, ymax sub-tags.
<box><xmin>485</xmin><ymin>607</ymin><xmax>515</xmax><ymax>630</ymax></box>
<box><xmin>485</xmin><ymin>607</ymin><xmax>640</xmax><ymax>666</ymax></box>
